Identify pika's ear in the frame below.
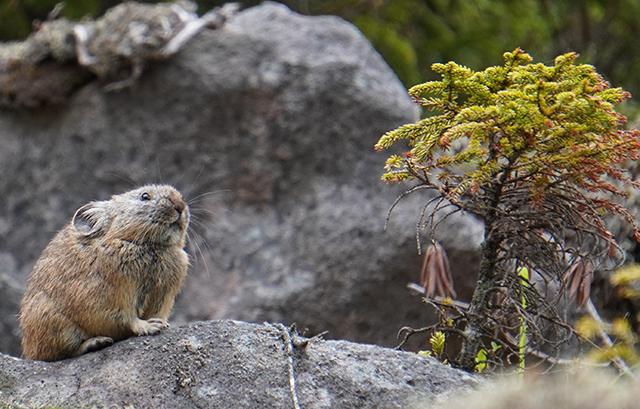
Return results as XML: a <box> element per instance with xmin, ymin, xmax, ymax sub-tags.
<box><xmin>72</xmin><ymin>201</ymin><xmax>107</xmax><ymax>238</ymax></box>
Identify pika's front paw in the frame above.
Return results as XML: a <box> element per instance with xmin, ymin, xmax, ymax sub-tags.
<box><xmin>131</xmin><ymin>317</ymin><xmax>169</xmax><ymax>336</ymax></box>
<box><xmin>74</xmin><ymin>336</ymin><xmax>114</xmax><ymax>356</ymax></box>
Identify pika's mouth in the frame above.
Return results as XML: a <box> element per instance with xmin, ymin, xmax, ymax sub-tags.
<box><xmin>162</xmin><ymin>206</ymin><xmax>188</xmax><ymax>232</ymax></box>
<box><xmin>169</xmin><ymin>214</ymin><xmax>187</xmax><ymax>231</ymax></box>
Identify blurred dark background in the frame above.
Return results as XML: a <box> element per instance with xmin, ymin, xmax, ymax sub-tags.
<box><xmin>1</xmin><ymin>0</ymin><xmax>639</xmax><ymax>101</ymax></box>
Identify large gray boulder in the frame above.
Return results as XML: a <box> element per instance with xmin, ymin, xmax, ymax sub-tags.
<box><xmin>0</xmin><ymin>2</ymin><xmax>483</xmax><ymax>355</ymax></box>
<box><xmin>0</xmin><ymin>320</ymin><xmax>478</xmax><ymax>408</ymax></box>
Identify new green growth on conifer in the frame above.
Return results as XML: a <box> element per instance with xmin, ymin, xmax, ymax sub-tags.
<box><xmin>377</xmin><ymin>48</ymin><xmax>640</xmax><ymax>370</ymax></box>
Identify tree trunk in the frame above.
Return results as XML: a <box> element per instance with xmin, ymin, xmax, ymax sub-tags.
<box><xmin>457</xmin><ymin>215</ymin><xmax>501</xmax><ymax>370</ymax></box>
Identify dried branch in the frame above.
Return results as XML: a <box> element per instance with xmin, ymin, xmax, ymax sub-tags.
<box><xmin>0</xmin><ymin>1</ymin><xmax>238</xmax><ymax>107</ymax></box>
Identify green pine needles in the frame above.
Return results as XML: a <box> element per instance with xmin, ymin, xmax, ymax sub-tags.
<box><xmin>378</xmin><ymin>49</ymin><xmax>640</xmax><ymax>371</ymax></box>
<box><xmin>377</xmin><ymin>48</ymin><xmax>638</xmax><ymax>205</ymax></box>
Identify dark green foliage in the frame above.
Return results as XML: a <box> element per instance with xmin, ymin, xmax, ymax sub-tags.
<box><xmin>319</xmin><ymin>0</ymin><xmax>640</xmax><ymax>101</ymax></box>
<box><xmin>2</xmin><ymin>1</ymin><xmax>639</xmax><ymax>99</ymax></box>
<box><xmin>2</xmin><ymin>0</ymin><xmax>639</xmax><ymax>98</ymax></box>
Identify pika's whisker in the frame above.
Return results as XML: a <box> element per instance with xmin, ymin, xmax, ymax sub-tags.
<box><xmin>187</xmin><ymin>229</ymin><xmax>210</xmax><ymax>277</ymax></box>
<box><xmin>188</xmin><ymin>189</ymin><xmax>230</xmax><ymax>205</ymax></box>
<box><xmin>189</xmin><ymin>207</ymin><xmax>218</xmax><ymax>219</ymax></box>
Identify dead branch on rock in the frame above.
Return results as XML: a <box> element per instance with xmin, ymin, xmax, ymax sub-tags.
<box><xmin>0</xmin><ymin>1</ymin><xmax>238</xmax><ymax>108</ymax></box>
<box><xmin>268</xmin><ymin>323</ymin><xmax>302</xmax><ymax>409</ymax></box>
<box><xmin>267</xmin><ymin>323</ymin><xmax>327</xmax><ymax>409</ymax></box>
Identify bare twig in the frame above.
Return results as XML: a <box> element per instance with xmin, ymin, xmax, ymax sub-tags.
<box><xmin>407</xmin><ymin>282</ymin><xmax>469</xmax><ymax>310</ymax></box>
<box><xmin>383</xmin><ymin>185</ymin><xmax>435</xmax><ymax>232</ymax></box>
<box><xmin>266</xmin><ymin>323</ymin><xmax>328</xmax><ymax>408</ymax></box>
<box><xmin>161</xmin><ymin>3</ymin><xmax>239</xmax><ymax>56</ymax></box>
<box><xmin>292</xmin><ymin>329</ymin><xmax>329</xmax><ymax>348</ymax></box>
<box><xmin>267</xmin><ymin>323</ymin><xmax>302</xmax><ymax>409</ymax></box>
<box><xmin>395</xmin><ymin>325</ymin><xmax>435</xmax><ymax>350</ymax></box>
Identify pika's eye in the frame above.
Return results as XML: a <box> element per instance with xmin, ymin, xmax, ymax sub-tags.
<box><xmin>140</xmin><ymin>192</ymin><xmax>151</xmax><ymax>201</ymax></box>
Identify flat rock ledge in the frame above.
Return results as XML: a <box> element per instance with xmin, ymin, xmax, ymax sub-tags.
<box><xmin>0</xmin><ymin>320</ymin><xmax>477</xmax><ymax>408</ymax></box>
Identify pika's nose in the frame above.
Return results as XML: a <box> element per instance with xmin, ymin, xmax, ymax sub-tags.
<box><xmin>172</xmin><ymin>200</ymin><xmax>185</xmax><ymax>215</ymax></box>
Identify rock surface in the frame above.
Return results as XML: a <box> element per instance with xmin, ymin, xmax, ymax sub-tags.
<box><xmin>0</xmin><ymin>2</ymin><xmax>483</xmax><ymax>355</ymax></box>
<box><xmin>0</xmin><ymin>320</ymin><xmax>478</xmax><ymax>409</ymax></box>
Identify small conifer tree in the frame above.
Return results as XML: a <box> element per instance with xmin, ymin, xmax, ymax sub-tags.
<box><xmin>376</xmin><ymin>49</ymin><xmax>640</xmax><ymax>370</ymax></box>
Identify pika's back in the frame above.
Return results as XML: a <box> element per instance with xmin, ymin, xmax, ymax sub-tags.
<box><xmin>20</xmin><ymin>184</ymin><xmax>190</xmax><ymax>361</ymax></box>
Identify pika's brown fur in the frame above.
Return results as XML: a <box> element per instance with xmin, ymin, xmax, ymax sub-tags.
<box><xmin>19</xmin><ymin>185</ymin><xmax>190</xmax><ymax>361</ymax></box>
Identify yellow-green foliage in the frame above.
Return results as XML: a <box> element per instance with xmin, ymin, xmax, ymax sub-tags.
<box><xmin>576</xmin><ymin>264</ymin><xmax>640</xmax><ymax>367</ymax></box>
<box><xmin>417</xmin><ymin>330</ymin><xmax>446</xmax><ymax>360</ymax></box>
<box><xmin>576</xmin><ymin>314</ymin><xmax>639</xmax><ymax>366</ymax></box>
<box><xmin>429</xmin><ymin>331</ymin><xmax>446</xmax><ymax>357</ymax></box>
<box><xmin>376</xmin><ymin>49</ymin><xmax>638</xmax><ymax>207</ymax></box>
<box><xmin>610</xmin><ymin>264</ymin><xmax>640</xmax><ymax>299</ymax></box>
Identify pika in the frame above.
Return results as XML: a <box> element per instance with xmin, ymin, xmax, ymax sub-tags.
<box><xmin>19</xmin><ymin>185</ymin><xmax>190</xmax><ymax>361</ymax></box>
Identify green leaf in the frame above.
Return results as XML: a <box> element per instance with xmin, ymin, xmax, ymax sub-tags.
<box><xmin>474</xmin><ymin>348</ymin><xmax>488</xmax><ymax>373</ymax></box>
